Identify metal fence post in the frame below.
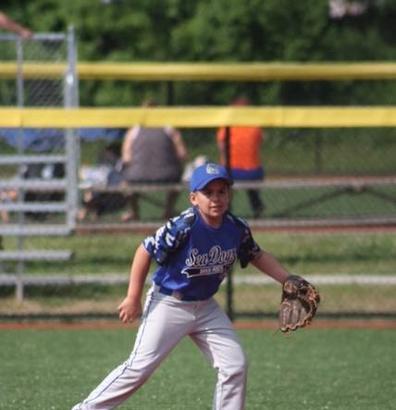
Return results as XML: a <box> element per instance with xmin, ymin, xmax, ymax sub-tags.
<box><xmin>224</xmin><ymin>126</ymin><xmax>234</xmax><ymax>321</ymax></box>
<box><xmin>64</xmin><ymin>25</ymin><xmax>79</xmax><ymax>229</ymax></box>
<box><xmin>15</xmin><ymin>35</ymin><xmax>25</xmax><ymax>302</ymax></box>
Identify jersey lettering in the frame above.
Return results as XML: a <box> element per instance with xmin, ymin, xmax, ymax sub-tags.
<box><xmin>182</xmin><ymin>245</ymin><xmax>237</xmax><ymax>278</ymax></box>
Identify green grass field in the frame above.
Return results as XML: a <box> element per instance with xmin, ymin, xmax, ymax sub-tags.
<box><xmin>0</xmin><ymin>327</ymin><xmax>395</xmax><ymax>409</ymax></box>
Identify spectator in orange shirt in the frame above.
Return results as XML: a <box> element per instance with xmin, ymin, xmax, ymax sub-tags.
<box><xmin>216</xmin><ymin>96</ymin><xmax>265</xmax><ymax>218</ymax></box>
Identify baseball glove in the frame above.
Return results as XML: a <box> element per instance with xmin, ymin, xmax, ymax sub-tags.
<box><xmin>279</xmin><ymin>275</ymin><xmax>320</xmax><ymax>333</ymax></box>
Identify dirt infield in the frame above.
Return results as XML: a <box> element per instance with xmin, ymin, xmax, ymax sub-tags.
<box><xmin>1</xmin><ymin>319</ymin><xmax>395</xmax><ymax>331</ymax></box>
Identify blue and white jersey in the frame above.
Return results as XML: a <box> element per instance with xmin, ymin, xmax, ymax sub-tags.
<box><xmin>143</xmin><ymin>207</ymin><xmax>261</xmax><ymax>301</ymax></box>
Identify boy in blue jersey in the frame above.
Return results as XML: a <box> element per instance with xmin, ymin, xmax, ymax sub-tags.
<box><xmin>73</xmin><ymin>163</ymin><xmax>293</xmax><ymax>410</ymax></box>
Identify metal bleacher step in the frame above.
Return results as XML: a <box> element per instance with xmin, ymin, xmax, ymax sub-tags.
<box><xmin>0</xmin><ymin>224</ymin><xmax>72</xmax><ymax>236</ymax></box>
<box><xmin>0</xmin><ymin>202</ymin><xmax>67</xmax><ymax>213</ymax></box>
<box><xmin>0</xmin><ymin>178</ymin><xmax>67</xmax><ymax>191</ymax></box>
<box><xmin>0</xmin><ymin>250</ymin><xmax>73</xmax><ymax>261</ymax></box>
<box><xmin>0</xmin><ymin>154</ymin><xmax>67</xmax><ymax>165</ymax></box>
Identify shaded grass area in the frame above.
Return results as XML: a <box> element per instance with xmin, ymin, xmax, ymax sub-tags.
<box><xmin>0</xmin><ymin>328</ymin><xmax>395</xmax><ymax>409</ymax></box>
<box><xmin>3</xmin><ymin>183</ymin><xmax>395</xmax><ymax>224</ymax></box>
<box><xmin>59</xmin><ymin>184</ymin><xmax>396</xmax><ymax>222</ymax></box>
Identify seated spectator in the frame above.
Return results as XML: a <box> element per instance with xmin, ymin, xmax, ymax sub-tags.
<box><xmin>121</xmin><ymin>99</ymin><xmax>188</xmax><ymax>221</ymax></box>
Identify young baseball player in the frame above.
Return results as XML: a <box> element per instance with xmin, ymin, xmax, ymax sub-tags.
<box><xmin>72</xmin><ymin>162</ymin><xmax>292</xmax><ymax>410</ymax></box>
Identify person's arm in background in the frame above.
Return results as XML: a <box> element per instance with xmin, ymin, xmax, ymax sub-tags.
<box><xmin>170</xmin><ymin>129</ymin><xmax>188</xmax><ymax>162</ymax></box>
<box><xmin>121</xmin><ymin>126</ymin><xmax>139</xmax><ymax>165</ymax></box>
<box><xmin>216</xmin><ymin>127</ymin><xmax>226</xmax><ymax>165</ymax></box>
<box><xmin>0</xmin><ymin>12</ymin><xmax>32</xmax><ymax>38</ymax></box>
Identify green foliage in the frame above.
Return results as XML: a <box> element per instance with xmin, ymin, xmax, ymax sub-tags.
<box><xmin>2</xmin><ymin>0</ymin><xmax>396</xmax><ymax>106</ymax></box>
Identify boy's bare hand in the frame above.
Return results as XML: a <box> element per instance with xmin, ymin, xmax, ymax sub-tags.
<box><xmin>118</xmin><ymin>297</ymin><xmax>142</xmax><ymax>324</ymax></box>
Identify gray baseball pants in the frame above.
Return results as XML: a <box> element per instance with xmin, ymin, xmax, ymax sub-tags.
<box><xmin>72</xmin><ymin>286</ymin><xmax>247</xmax><ymax>410</ymax></box>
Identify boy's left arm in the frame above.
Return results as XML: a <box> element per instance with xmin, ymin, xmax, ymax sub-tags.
<box><xmin>251</xmin><ymin>250</ymin><xmax>320</xmax><ymax>332</ymax></box>
<box><xmin>250</xmin><ymin>250</ymin><xmax>290</xmax><ymax>284</ymax></box>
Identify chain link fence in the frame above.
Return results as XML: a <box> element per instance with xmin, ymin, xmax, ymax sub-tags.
<box><xmin>0</xmin><ymin>48</ymin><xmax>395</xmax><ymax>318</ymax></box>
<box><xmin>0</xmin><ymin>30</ymin><xmax>78</xmax><ymax>300</ymax></box>
<box><xmin>77</xmin><ymin>125</ymin><xmax>396</xmax><ymax>226</ymax></box>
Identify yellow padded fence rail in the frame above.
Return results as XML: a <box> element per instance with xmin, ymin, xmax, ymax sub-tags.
<box><xmin>0</xmin><ymin>107</ymin><xmax>396</xmax><ymax>128</ymax></box>
<box><xmin>0</xmin><ymin>62</ymin><xmax>396</xmax><ymax>81</ymax></box>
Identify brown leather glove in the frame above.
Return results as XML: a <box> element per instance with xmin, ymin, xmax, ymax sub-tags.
<box><xmin>279</xmin><ymin>275</ymin><xmax>320</xmax><ymax>333</ymax></box>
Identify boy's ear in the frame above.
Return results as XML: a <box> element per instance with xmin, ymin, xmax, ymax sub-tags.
<box><xmin>189</xmin><ymin>192</ymin><xmax>197</xmax><ymax>206</ymax></box>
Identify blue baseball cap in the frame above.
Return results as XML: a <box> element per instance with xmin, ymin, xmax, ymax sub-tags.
<box><xmin>190</xmin><ymin>163</ymin><xmax>233</xmax><ymax>192</ymax></box>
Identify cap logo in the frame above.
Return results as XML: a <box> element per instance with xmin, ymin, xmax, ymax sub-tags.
<box><xmin>206</xmin><ymin>163</ymin><xmax>220</xmax><ymax>175</ymax></box>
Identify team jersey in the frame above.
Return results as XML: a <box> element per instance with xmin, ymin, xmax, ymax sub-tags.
<box><xmin>143</xmin><ymin>207</ymin><xmax>261</xmax><ymax>301</ymax></box>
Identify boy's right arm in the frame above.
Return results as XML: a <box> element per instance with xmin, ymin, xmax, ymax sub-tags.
<box><xmin>118</xmin><ymin>244</ymin><xmax>152</xmax><ymax>324</ymax></box>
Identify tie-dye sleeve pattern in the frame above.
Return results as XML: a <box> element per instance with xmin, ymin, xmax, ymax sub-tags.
<box><xmin>143</xmin><ymin>208</ymin><xmax>195</xmax><ymax>265</ymax></box>
<box><xmin>236</xmin><ymin>217</ymin><xmax>262</xmax><ymax>268</ymax></box>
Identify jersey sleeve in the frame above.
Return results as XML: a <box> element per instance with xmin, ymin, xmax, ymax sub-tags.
<box><xmin>236</xmin><ymin>217</ymin><xmax>262</xmax><ymax>268</ymax></box>
<box><xmin>143</xmin><ymin>208</ymin><xmax>195</xmax><ymax>265</ymax></box>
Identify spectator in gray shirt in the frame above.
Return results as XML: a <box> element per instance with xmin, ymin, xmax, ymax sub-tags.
<box><xmin>121</xmin><ymin>100</ymin><xmax>188</xmax><ymax>221</ymax></box>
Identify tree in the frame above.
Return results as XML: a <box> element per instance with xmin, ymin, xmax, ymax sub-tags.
<box><xmin>1</xmin><ymin>0</ymin><xmax>395</xmax><ymax>106</ymax></box>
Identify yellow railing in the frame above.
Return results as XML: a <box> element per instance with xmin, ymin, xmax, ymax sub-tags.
<box><xmin>0</xmin><ymin>62</ymin><xmax>395</xmax><ymax>81</ymax></box>
<box><xmin>1</xmin><ymin>62</ymin><xmax>395</xmax><ymax>128</ymax></box>
<box><xmin>1</xmin><ymin>107</ymin><xmax>395</xmax><ymax>128</ymax></box>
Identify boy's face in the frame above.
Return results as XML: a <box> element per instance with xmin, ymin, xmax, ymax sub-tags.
<box><xmin>189</xmin><ymin>179</ymin><xmax>231</xmax><ymax>227</ymax></box>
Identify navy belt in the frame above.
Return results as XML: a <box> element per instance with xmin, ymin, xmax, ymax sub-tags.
<box><xmin>155</xmin><ymin>285</ymin><xmax>205</xmax><ymax>302</ymax></box>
